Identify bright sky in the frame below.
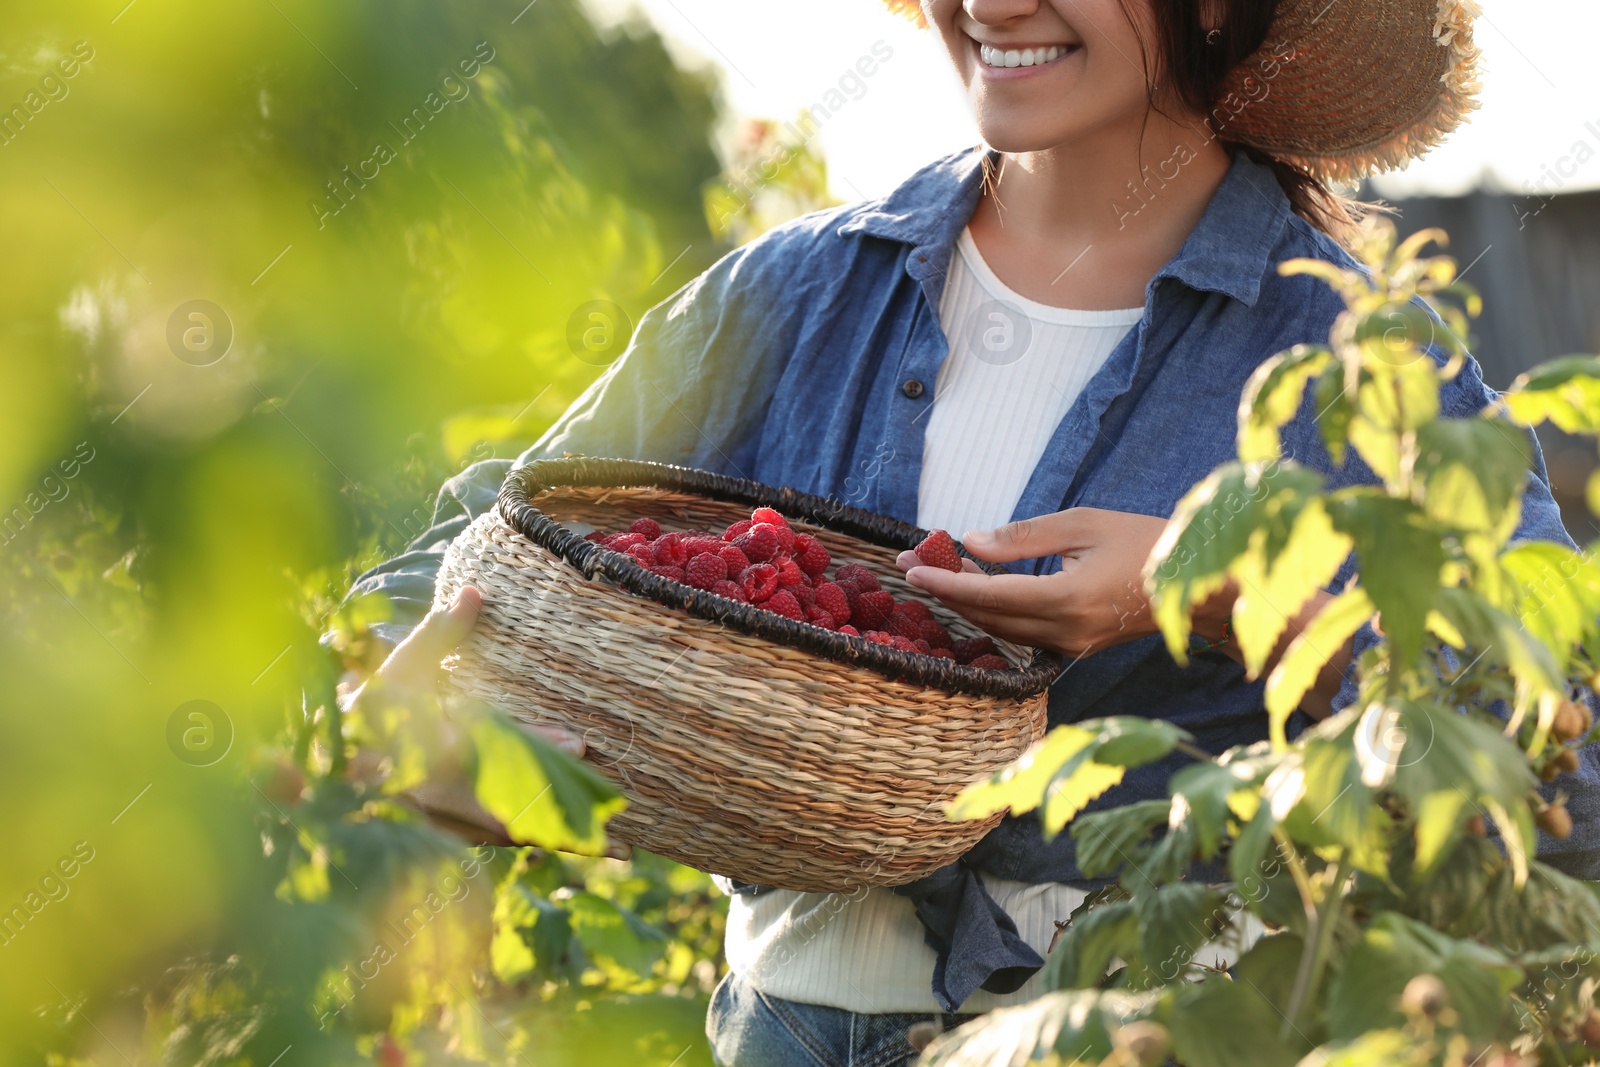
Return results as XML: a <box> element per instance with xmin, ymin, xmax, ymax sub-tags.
<box><xmin>583</xmin><ymin>0</ymin><xmax>1600</xmax><ymax>202</ymax></box>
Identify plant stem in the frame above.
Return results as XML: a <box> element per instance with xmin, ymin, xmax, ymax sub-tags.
<box><xmin>1281</xmin><ymin>850</ymin><xmax>1352</xmax><ymax>1042</ymax></box>
<box><xmin>326</xmin><ymin>696</ymin><xmax>347</xmax><ymax>776</ymax></box>
<box><xmin>1174</xmin><ymin>740</ymin><xmax>1215</xmax><ymax>763</ymax></box>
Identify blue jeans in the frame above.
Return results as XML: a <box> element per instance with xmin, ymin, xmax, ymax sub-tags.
<box><xmin>705</xmin><ymin>971</ymin><xmax>979</xmax><ymax>1067</ymax></box>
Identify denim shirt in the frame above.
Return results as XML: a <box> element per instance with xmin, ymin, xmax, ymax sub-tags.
<box><xmin>345</xmin><ymin>144</ymin><xmax>1600</xmax><ymax>1007</ymax></box>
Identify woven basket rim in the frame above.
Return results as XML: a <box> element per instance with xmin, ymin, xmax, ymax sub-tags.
<box><xmin>496</xmin><ymin>457</ymin><xmax>1065</xmax><ymax>699</ymax></box>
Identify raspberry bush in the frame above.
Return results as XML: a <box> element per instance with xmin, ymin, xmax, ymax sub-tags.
<box><xmin>928</xmin><ymin>221</ymin><xmax>1600</xmax><ymax>1067</ymax></box>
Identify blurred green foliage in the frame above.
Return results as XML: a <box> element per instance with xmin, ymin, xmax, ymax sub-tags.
<box><xmin>0</xmin><ymin>1</ymin><xmax>739</xmax><ymax>1063</ymax></box>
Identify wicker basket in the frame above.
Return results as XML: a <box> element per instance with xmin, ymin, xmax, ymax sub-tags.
<box><xmin>434</xmin><ymin>458</ymin><xmax>1061</xmax><ymax>892</ymax></box>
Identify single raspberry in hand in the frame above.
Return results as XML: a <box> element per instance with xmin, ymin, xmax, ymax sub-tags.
<box><xmin>912</xmin><ymin>529</ymin><xmax>964</xmax><ymax>573</ymax></box>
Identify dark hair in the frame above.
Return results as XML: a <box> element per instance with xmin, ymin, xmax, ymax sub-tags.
<box><xmin>1120</xmin><ymin>0</ymin><xmax>1382</xmax><ymax>248</ymax></box>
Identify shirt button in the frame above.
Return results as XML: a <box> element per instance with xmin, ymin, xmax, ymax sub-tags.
<box><xmin>902</xmin><ymin>379</ymin><xmax>925</xmax><ymax>399</ymax></box>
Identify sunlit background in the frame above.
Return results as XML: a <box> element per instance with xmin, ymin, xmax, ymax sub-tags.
<box><xmin>0</xmin><ymin>2</ymin><xmax>1596</xmax><ymax>1065</ymax></box>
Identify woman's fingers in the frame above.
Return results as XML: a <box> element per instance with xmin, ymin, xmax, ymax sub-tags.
<box><xmin>525</xmin><ymin>722</ymin><xmax>585</xmax><ymax>759</ymax></box>
<box><xmin>961</xmin><ymin>511</ymin><xmax>1088</xmax><ymax>563</ymax></box>
<box><xmin>377</xmin><ymin>585</ymin><xmax>483</xmax><ymax>688</ymax></box>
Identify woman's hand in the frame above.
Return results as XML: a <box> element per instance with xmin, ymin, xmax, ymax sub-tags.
<box><xmin>345</xmin><ymin>586</ymin><xmax>608</xmax><ymax>849</ymax></box>
<box><xmin>897</xmin><ymin>508</ymin><xmax>1171</xmax><ymax>658</ymax></box>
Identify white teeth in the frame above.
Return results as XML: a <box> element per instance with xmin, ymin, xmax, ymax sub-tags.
<box><xmin>979</xmin><ymin>44</ymin><xmax>1069</xmax><ymax>69</ymax></box>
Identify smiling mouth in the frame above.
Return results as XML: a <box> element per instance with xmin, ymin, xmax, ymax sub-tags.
<box><xmin>976</xmin><ymin>42</ymin><xmax>1079</xmax><ymax>69</ymax></box>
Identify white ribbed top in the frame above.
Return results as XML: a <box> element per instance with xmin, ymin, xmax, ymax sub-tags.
<box><xmin>721</xmin><ymin>227</ymin><xmax>1143</xmax><ymax>1013</ymax></box>
<box><xmin>917</xmin><ymin>228</ymin><xmax>1143</xmax><ymax>535</ymax></box>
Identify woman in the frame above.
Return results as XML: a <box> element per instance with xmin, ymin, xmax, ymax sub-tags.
<box><xmin>347</xmin><ymin>0</ymin><xmax>1600</xmax><ymax>1064</ymax></box>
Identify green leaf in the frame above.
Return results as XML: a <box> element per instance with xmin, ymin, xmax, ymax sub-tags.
<box><xmin>1323</xmin><ymin>913</ymin><xmax>1520</xmax><ymax>1044</ymax></box>
<box><xmin>1133</xmin><ymin>884</ymin><xmax>1228</xmax><ymax>988</ymax></box>
<box><xmin>1501</xmin><ymin>541</ymin><xmax>1600</xmax><ymax>661</ymax></box>
<box><xmin>950</xmin><ymin>718</ymin><xmax>1187</xmax><ymax>837</ymax></box>
<box><xmin>1429</xmin><ymin>586</ymin><xmax>1565</xmax><ymax>714</ymax></box>
<box><xmin>1296</xmin><ymin>1030</ymin><xmax>1423</xmax><ymax>1067</ymax></box>
<box><xmin>1043</xmin><ymin>900</ymin><xmax>1140</xmax><ymax>991</ymax></box>
<box><xmin>922</xmin><ymin>989</ymin><xmax>1163</xmax><ymax>1067</ymax></box>
<box><xmin>1356</xmin><ymin>356</ymin><xmax>1441</xmax><ymax>434</ymax></box>
<box><xmin>948</xmin><ymin>725</ymin><xmax>1123</xmax><ymax>836</ymax></box>
<box><xmin>1087</xmin><ymin>717</ymin><xmax>1194</xmax><ymax>768</ymax></box>
<box><xmin>470</xmin><ymin>713</ymin><xmax>626</xmax><ymax>855</ymax></box>
<box><xmin>1231</xmin><ymin>497</ymin><xmax>1353</xmax><ymax>677</ymax></box>
<box><xmin>1388</xmin><ymin>698</ymin><xmax>1538</xmax><ymax>878</ymax></box>
<box><xmin>1072</xmin><ymin>800</ymin><xmax>1171</xmax><ymax>880</ymax></box>
<box><xmin>560</xmin><ymin>889</ymin><xmax>668</xmax><ymax>976</ymax></box>
<box><xmin>1413</xmin><ymin>417</ymin><xmax>1530</xmax><ymax>535</ymax></box>
<box><xmin>491</xmin><ymin>883</ymin><xmax>574</xmax><ymax>983</ymax></box>
<box><xmin>1231</xmin><ymin>934</ymin><xmax>1305</xmax><ymax>1021</ymax></box>
<box><xmin>1503</xmin><ymin>355</ymin><xmax>1600</xmax><ymax>433</ymax></box>
<box><xmin>1238</xmin><ymin>344</ymin><xmax>1334</xmax><ymax>463</ymax></box>
<box><xmin>1148</xmin><ymin>462</ymin><xmax>1327</xmax><ymax>663</ymax></box>
<box><xmin>1170</xmin><ymin>759</ymin><xmax>1269</xmax><ymax>861</ymax></box>
<box><xmin>1327</xmin><ymin>490</ymin><xmax>1446</xmax><ymax>669</ymax></box>
<box><xmin>1314</xmin><ymin>363</ymin><xmax>1356</xmax><ymax>467</ymax></box>
<box><xmin>1263</xmin><ymin>588</ymin><xmax>1374</xmax><ymax>747</ymax></box>
<box><xmin>1169</xmin><ymin>978</ymin><xmax>1308</xmax><ymax>1067</ymax></box>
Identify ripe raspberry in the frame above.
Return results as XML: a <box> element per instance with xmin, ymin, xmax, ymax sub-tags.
<box><xmin>896</xmin><ymin>600</ymin><xmax>934</xmax><ymax>624</ymax></box>
<box><xmin>913</xmin><ymin>529</ymin><xmax>963</xmax><ymax>573</ymax></box>
<box><xmin>864</xmin><ymin>630</ymin><xmax>894</xmax><ymax>646</ymax></box>
<box><xmin>814</xmin><ymin>582</ymin><xmax>851</xmax><ymax>620</ymax></box>
<box><xmin>834</xmin><ymin>563</ymin><xmax>881</xmax><ymax>593</ymax></box>
<box><xmin>685</xmin><ymin>553</ymin><xmax>728</xmax><ymax>590</ymax></box>
<box><xmin>605</xmin><ymin>532</ymin><xmax>648</xmax><ymax>553</ymax></box>
<box><xmin>712</xmin><ymin>579</ymin><xmax>747</xmax><ymax>602</ymax></box>
<box><xmin>684</xmin><ymin>536</ymin><xmax>724</xmax><ymax>558</ymax></box>
<box><xmin>583</xmin><ymin>530</ymin><xmax>607</xmax><ymax>543</ymax></box>
<box><xmin>772</xmin><ymin>524</ymin><xmax>797</xmax><ymax>556</ymax></box>
<box><xmin>918</xmin><ymin>618</ymin><xmax>952</xmax><ymax>649</ymax></box>
<box><xmin>653</xmin><ymin>533</ymin><xmax>690</xmax><ymax>567</ymax></box>
<box><xmin>723</xmin><ymin>519</ymin><xmax>754</xmax><ymax>542</ymax></box>
<box><xmin>739</xmin><ymin>563</ymin><xmax>780</xmax><ymax>603</ymax></box>
<box><xmin>629</xmin><ymin>517</ymin><xmax>662</xmax><ymax>540</ymax></box>
<box><xmin>734</xmin><ymin>524</ymin><xmax>782</xmax><ymax>563</ymax></box>
<box><xmin>913</xmin><ymin>638</ymin><xmax>931</xmax><ymax>654</ymax></box>
<box><xmin>838</xmin><ymin>625</ymin><xmax>860</xmax><ymax>636</ymax></box>
<box><xmin>805</xmin><ymin>607</ymin><xmax>837</xmax><ymax>630</ymax></box>
<box><xmin>969</xmin><ymin>654</ymin><xmax>1011</xmax><ymax>671</ymax></box>
<box><xmin>792</xmin><ymin>583</ymin><xmax>816</xmax><ymax>610</ymax></box>
<box><xmin>717</xmin><ymin>544</ymin><xmax>751</xmax><ymax>575</ymax></box>
<box><xmin>651</xmin><ymin>565</ymin><xmax>686</xmax><ymax>582</ymax></box>
<box><xmin>792</xmin><ymin>534</ymin><xmax>831</xmax><ymax>576</ymax></box>
<box><xmin>886</xmin><ymin>612</ymin><xmax>921</xmax><ymax>640</ymax></box>
<box><xmin>626</xmin><ymin>544</ymin><xmax>657</xmax><ymax>568</ymax></box>
<box><xmin>763</xmin><ymin>589</ymin><xmax>804</xmax><ymax>621</ymax></box>
<box><xmin>889</xmin><ymin>636</ymin><xmax>920</xmax><ymax>653</ymax></box>
<box><xmin>951</xmin><ymin>637</ymin><xmax>997</xmax><ymax>665</ymax></box>
<box><xmin>776</xmin><ymin>557</ymin><xmax>809</xmax><ymax>589</ymax></box>
<box><xmin>750</xmin><ymin>507</ymin><xmax>788</xmax><ymax>529</ymax></box>
<box><xmin>928</xmin><ymin>647</ymin><xmax>956</xmax><ymax>661</ymax></box>
<box><xmin>853</xmin><ymin>590</ymin><xmax>897</xmax><ymax>631</ymax></box>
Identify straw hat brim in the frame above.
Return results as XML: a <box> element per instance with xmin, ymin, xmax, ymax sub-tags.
<box><xmin>880</xmin><ymin>0</ymin><xmax>1482</xmax><ymax>184</ymax></box>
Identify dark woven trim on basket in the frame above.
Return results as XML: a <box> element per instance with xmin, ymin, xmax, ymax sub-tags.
<box><xmin>496</xmin><ymin>457</ymin><xmax>1065</xmax><ymax>699</ymax></box>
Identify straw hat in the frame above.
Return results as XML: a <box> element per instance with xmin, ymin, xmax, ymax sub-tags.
<box><xmin>880</xmin><ymin>0</ymin><xmax>1482</xmax><ymax>183</ymax></box>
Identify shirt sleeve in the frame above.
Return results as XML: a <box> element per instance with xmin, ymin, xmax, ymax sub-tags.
<box><xmin>333</xmin><ymin>232</ymin><xmax>792</xmax><ymax>649</ymax></box>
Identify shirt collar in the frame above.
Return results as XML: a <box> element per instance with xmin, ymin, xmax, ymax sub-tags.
<box><xmin>836</xmin><ymin>144</ymin><xmax>1296</xmax><ymax>309</ymax></box>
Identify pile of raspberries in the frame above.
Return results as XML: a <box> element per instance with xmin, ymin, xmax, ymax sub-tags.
<box><xmin>583</xmin><ymin>507</ymin><xmax>1010</xmax><ymax>670</ymax></box>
